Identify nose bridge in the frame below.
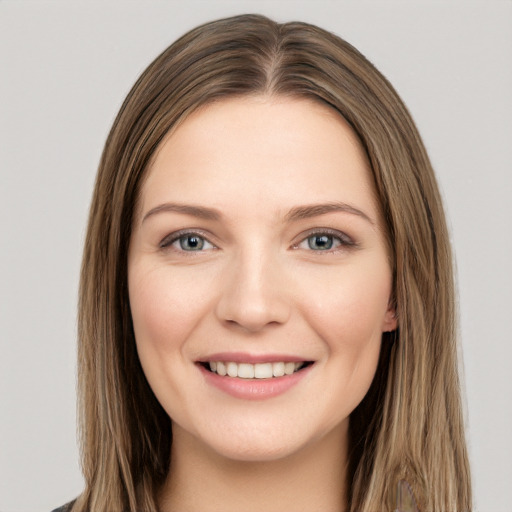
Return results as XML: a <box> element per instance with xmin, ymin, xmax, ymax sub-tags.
<box><xmin>215</xmin><ymin>243</ymin><xmax>290</xmax><ymax>332</ymax></box>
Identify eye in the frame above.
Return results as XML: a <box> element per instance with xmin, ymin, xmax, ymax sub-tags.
<box><xmin>294</xmin><ymin>230</ymin><xmax>355</xmax><ymax>252</ymax></box>
<box><xmin>306</xmin><ymin>234</ymin><xmax>337</xmax><ymax>251</ymax></box>
<box><xmin>160</xmin><ymin>231</ymin><xmax>216</xmax><ymax>252</ymax></box>
<box><xmin>177</xmin><ymin>234</ymin><xmax>210</xmax><ymax>251</ymax></box>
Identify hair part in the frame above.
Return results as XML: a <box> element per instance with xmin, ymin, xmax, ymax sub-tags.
<box><xmin>75</xmin><ymin>14</ymin><xmax>471</xmax><ymax>512</ymax></box>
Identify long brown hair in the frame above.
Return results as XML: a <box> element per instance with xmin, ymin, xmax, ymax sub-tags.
<box><xmin>73</xmin><ymin>14</ymin><xmax>471</xmax><ymax>512</ymax></box>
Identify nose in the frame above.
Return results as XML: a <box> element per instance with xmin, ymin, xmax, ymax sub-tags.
<box><xmin>215</xmin><ymin>250</ymin><xmax>291</xmax><ymax>333</ymax></box>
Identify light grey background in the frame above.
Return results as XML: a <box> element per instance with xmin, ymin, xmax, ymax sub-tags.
<box><xmin>1</xmin><ymin>1</ymin><xmax>511</xmax><ymax>511</ymax></box>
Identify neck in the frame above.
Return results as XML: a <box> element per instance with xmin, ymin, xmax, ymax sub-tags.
<box><xmin>158</xmin><ymin>422</ymin><xmax>349</xmax><ymax>512</ymax></box>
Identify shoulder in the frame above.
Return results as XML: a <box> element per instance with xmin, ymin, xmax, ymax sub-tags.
<box><xmin>51</xmin><ymin>500</ymin><xmax>76</xmax><ymax>512</ymax></box>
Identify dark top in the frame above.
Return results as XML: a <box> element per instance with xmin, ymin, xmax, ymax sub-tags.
<box><xmin>51</xmin><ymin>500</ymin><xmax>75</xmax><ymax>512</ymax></box>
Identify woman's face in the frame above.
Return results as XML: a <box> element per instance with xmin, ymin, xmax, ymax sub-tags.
<box><xmin>128</xmin><ymin>96</ymin><xmax>396</xmax><ymax>462</ymax></box>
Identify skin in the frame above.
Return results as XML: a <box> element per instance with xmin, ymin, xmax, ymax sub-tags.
<box><xmin>128</xmin><ymin>96</ymin><xmax>397</xmax><ymax>512</ymax></box>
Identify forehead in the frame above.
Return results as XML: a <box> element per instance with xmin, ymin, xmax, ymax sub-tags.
<box><xmin>138</xmin><ymin>96</ymin><xmax>379</xmax><ymax>223</ymax></box>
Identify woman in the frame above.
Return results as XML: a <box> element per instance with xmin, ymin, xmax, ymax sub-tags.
<box><xmin>55</xmin><ymin>14</ymin><xmax>471</xmax><ymax>512</ymax></box>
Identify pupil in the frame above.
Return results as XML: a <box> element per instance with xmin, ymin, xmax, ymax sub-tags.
<box><xmin>309</xmin><ymin>235</ymin><xmax>333</xmax><ymax>250</ymax></box>
<box><xmin>181</xmin><ymin>235</ymin><xmax>203</xmax><ymax>250</ymax></box>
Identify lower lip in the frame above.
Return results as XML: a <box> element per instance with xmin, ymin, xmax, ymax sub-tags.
<box><xmin>198</xmin><ymin>364</ymin><xmax>313</xmax><ymax>400</ymax></box>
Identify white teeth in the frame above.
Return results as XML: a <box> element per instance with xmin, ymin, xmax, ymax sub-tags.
<box><xmin>272</xmin><ymin>362</ymin><xmax>285</xmax><ymax>377</ymax></box>
<box><xmin>216</xmin><ymin>361</ymin><xmax>227</xmax><ymax>376</ymax></box>
<box><xmin>284</xmin><ymin>362</ymin><xmax>296</xmax><ymax>375</ymax></box>
<box><xmin>237</xmin><ymin>363</ymin><xmax>254</xmax><ymax>379</ymax></box>
<box><xmin>226</xmin><ymin>362</ymin><xmax>238</xmax><ymax>378</ymax></box>
<box><xmin>254</xmin><ymin>363</ymin><xmax>273</xmax><ymax>379</ymax></box>
<box><xmin>206</xmin><ymin>361</ymin><xmax>307</xmax><ymax>379</ymax></box>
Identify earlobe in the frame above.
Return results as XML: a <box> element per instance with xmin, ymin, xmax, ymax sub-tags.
<box><xmin>382</xmin><ymin>308</ymin><xmax>398</xmax><ymax>333</ymax></box>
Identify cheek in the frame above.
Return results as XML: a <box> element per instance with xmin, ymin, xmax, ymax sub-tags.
<box><xmin>301</xmin><ymin>260</ymin><xmax>392</xmax><ymax>391</ymax></box>
<box><xmin>305</xmin><ymin>260</ymin><xmax>392</xmax><ymax>340</ymax></box>
<box><xmin>128</xmin><ymin>264</ymin><xmax>218</xmax><ymax>421</ymax></box>
<box><xmin>128</xmin><ymin>264</ymin><xmax>212</xmax><ymax>374</ymax></box>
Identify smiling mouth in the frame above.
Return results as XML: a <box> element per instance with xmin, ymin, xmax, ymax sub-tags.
<box><xmin>201</xmin><ymin>361</ymin><xmax>313</xmax><ymax>379</ymax></box>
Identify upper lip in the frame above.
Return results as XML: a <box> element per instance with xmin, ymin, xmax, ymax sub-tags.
<box><xmin>197</xmin><ymin>352</ymin><xmax>313</xmax><ymax>364</ymax></box>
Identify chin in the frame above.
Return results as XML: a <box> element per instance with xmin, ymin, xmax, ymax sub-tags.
<box><xmin>195</xmin><ymin>417</ymin><xmax>335</xmax><ymax>464</ymax></box>
<box><xmin>211</xmin><ymin>437</ymin><xmax>305</xmax><ymax>463</ymax></box>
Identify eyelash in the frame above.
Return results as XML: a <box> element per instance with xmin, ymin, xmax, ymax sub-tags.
<box><xmin>159</xmin><ymin>228</ymin><xmax>356</xmax><ymax>254</ymax></box>
<box><xmin>159</xmin><ymin>229</ymin><xmax>216</xmax><ymax>252</ymax></box>
<box><xmin>292</xmin><ymin>228</ymin><xmax>356</xmax><ymax>253</ymax></box>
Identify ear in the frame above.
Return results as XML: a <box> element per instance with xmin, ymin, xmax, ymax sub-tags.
<box><xmin>382</xmin><ymin>304</ymin><xmax>398</xmax><ymax>333</ymax></box>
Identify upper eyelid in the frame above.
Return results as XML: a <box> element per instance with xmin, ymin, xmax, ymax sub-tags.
<box><xmin>294</xmin><ymin>227</ymin><xmax>355</xmax><ymax>245</ymax></box>
<box><xmin>159</xmin><ymin>229</ymin><xmax>216</xmax><ymax>248</ymax></box>
<box><xmin>158</xmin><ymin>227</ymin><xmax>355</xmax><ymax>250</ymax></box>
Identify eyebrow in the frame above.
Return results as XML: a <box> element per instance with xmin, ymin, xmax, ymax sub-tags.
<box><xmin>284</xmin><ymin>202</ymin><xmax>374</xmax><ymax>225</ymax></box>
<box><xmin>142</xmin><ymin>201</ymin><xmax>374</xmax><ymax>225</ymax></box>
<box><xmin>142</xmin><ymin>203</ymin><xmax>221</xmax><ymax>223</ymax></box>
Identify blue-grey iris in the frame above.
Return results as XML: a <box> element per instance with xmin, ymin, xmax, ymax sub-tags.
<box><xmin>308</xmin><ymin>235</ymin><xmax>333</xmax><ymax>250</ymax></box>
<box><xmin>180</xmin><ymin>235</ymin><xmax>204</xmax><ymax>251</ymax></box>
